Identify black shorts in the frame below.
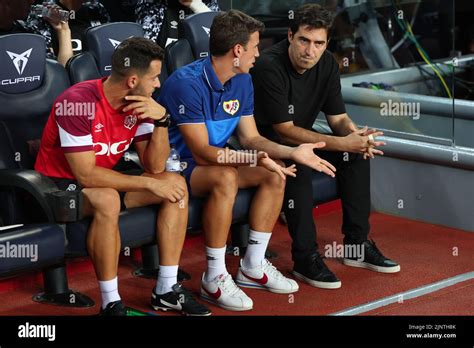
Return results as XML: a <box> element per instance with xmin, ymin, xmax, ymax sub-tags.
<box><xmin>47</xmin><ymin>174</ymin><xmax>142</xmax><ymax>212</ymax></box>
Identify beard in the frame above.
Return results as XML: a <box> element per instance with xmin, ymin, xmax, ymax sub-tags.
<box><xmin>128</xmin><ymin>83</ymin><xmax>152</xmax><ymax>98</ymax></box>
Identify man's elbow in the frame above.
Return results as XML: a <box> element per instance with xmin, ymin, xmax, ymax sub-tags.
<box><xmin>77</xmin><ymin>174</ymin><xmax>94</xmax><ymax>188</ymax></box>
<box><xmin>144</xmin><ymin>162</ymin><xmax>165</xmax><ymax>175</ymax></box>
<box><xmin>148</xmin><ymin>167</ymin><xmax>165</xmax><ymax>175</ymax></box>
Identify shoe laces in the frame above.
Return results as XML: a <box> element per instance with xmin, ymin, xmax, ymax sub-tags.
<box><xmin>261</xmin><ymin>259</ymin><xmax>284</xmax><ymax>280</ymax></box>
<box><xmin>216</xmin><ymin>274</ymin><xmax>241</xmax><ymax>296</ymax></box>
<box><xmin>173</xmin><ymin>283</ymin><xmax>192</xmax><ymax>299</ymax></box>
<box><xmin>174</xmin><ymin>284</ymin><xmax>206</xmax><ymax>308</ymax></box>
<box><xmin>311</xmin><ymin>252</ymin><xmax>329</xmax><ymax>270</ymax></box>
<box><xmin>365</xmin><ymin>240</ymin><xmax>386</xmax><ymax>261</ymax></box>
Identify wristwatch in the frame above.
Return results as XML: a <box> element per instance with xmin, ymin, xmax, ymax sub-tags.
<box><xmin>154</xmin><ymin>113</ymin><xmax>171</xmax><ymax>128</ymax></box>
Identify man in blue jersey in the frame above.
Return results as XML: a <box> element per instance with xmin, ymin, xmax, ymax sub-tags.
<box><xmin>158</xmin><ymin>10</ymin><xmax>337</xmax><ymax>311</ymax></box>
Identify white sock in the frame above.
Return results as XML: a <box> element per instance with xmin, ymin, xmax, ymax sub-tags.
<box><xmin>155</xmin><ymin>265</ymin><xmax>178</xmax><ymax>295</ymax></box>
<box><xmin>242</xmin><ymin>230</ymin><xmax>271</xmax><ymax>269</ymax></box>
<box><xmin>99</xmin><ymin>277</ymin><xmax>121</xmax><ymax>309</ymax></box>
<box><xmin>204</xmin><ymin>245</ymin><xmax>228</xmax><ymax>282</ymax></box>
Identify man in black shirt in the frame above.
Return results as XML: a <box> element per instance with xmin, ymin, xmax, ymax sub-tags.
<box><xmin>251</xmin><ymin>4</ymin><xmax>400</xmax><ymax>289</ymax></box>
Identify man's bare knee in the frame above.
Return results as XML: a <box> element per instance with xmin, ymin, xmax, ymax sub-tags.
<box><xmin>265</xmin><ymin>170</ymin><xmax>286</xmax><ymax>192</ymax></box>
<box><xmin>213</xmin><ymin>167</ymin><xmax>238</xmax><ymax>197</ymax></box>
<box><xmin>86</xmin><ymin>188</ymin><xmax>121</xmax><ymax>218</ymax></box>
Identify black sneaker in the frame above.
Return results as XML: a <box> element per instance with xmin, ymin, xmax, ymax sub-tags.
<box><xmin>292</xmin><ymin>253</ymin><xmax>341</xmax><ymax>289</ymax></box>
<box><xmin>343</xmin><ymin>240</ymin><xmax>400</xmax><ymax>273</ymax></box>
<box><xmin>151</xmin><ymin>283</ymin><xmax>212</xmax><ymax>316</ymax></box>
<box><xmin>99</xmin><ymin>300</ymin><xmax>127</xmax><ymax>316</ymax></box>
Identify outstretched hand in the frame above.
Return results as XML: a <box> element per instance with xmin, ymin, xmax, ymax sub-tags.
<box><xmin>290</xmin><ymin>142</ymin><xmax>336</xmax><ymax>177</ymax></box>
<box><xmin>257</xmin><ymin>152</ymin><xmax>297</xmax><ymax>181</ymax></box>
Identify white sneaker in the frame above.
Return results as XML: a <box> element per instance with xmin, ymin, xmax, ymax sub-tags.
<box><xmin>200</xmin><ymin>273</ymin><xmax>253</xmax><ymax>311</ymax></box>
<box><xmin>236</xmin><ymin>259</ymin><xmax>299</xmax><ymax>294</ymax></box>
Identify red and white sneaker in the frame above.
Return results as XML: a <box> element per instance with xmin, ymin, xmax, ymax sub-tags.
<box><xmin>236</xmin><ymin>259</ymin><xmax>299</xmax><ymax>294</ymax></box>
<box><xmin>200</xmin><ymin>273</ymin><xmax>253</xmax><ymax>311</ymax></box>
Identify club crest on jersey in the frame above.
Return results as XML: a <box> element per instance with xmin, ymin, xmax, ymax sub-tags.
<box><xmin>124</xmin><ymin>115</ymin><xmax>137</xmax><ymax>130</ymax></box>
<box><xmin>223</xmin><ymin>100</ymin><xmax>240</xmax><ymax>116</ymax></box>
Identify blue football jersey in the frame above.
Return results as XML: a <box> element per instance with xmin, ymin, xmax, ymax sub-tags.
<box><xmin>158</xmin><ymin>57</ymin><xmax>254</xmax><ymax>160</ymax></box>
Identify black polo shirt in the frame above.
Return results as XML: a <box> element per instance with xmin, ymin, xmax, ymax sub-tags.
<box><xmin>251</xmin><ymin>39</ymin><xmax>346</xmax><ymax>142</ymax></box>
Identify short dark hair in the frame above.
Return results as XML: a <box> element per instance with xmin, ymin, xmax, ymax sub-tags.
<box><xmin>290</xmin><ymin>4</ymin><xmax>334</xmax><ymax>38</ymax></box>
<box><xmin>210</xmin><ymin>10</ymin><xmax>265</xmax><ymax>57</ymax></box>
<box><xmin>111</xmin><ymin>37</ymin><xmax>164</xmax><ymax>77</ymax></box>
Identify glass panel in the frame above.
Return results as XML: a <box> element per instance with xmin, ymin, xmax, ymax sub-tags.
<box><xmin>333</xmin><ymin>0</ymin><xmax>456</xmax><ymax>141</ymax></box>
<box><xmin>233</xmin><ymin>0</ymin><xmax>462</xmax><ymax>142</ymax></box>
<box><xmin>451</xmin><ymin>0</ymin><xmax>474</xmax><ymax>148</ymax></box>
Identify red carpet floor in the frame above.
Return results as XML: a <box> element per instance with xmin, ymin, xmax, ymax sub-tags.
<box><xmin>0</xmin><ymin>208</ymin><xmax>473</xmax><ymax>316</ymax></box>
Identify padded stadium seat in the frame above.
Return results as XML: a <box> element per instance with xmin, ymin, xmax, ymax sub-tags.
<box><xmin>179</xmin><ymin>11</ymin><xmax>219</xmax><ymax>59</ymax></box>
<box><xmin>165</xmin><ymin>12</ymin><xmax>219</xmax><ymax>73</ymax></box>
<box><xmin>67</xmin><ymin>22</ymin><xmax>145</xmax><ymax>84</ymax></box>
<box><xmin>0</xmin><ymin>33</ymin><xmax>94</xmax><ymax>306</ymax></box>
<box><xmin>0</xmin><ymin>224</ymin><xmax>64</xmax><ymax>278</ymax></box>
<box><xmin>66</xmin><ymin>22</ymin><xmax>169</xmax><ymax>88</ymax></box>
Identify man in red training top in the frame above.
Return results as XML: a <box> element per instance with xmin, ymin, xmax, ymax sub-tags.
<box><xmin>35</xmin><ymin>37</ymin><xmax>210</xmax><ymax>316</ymax></box>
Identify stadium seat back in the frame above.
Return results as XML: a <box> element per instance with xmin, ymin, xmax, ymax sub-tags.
<box><xmin>0</xmin><ymin>34</ymin><xmax>70</xmax><ymax>170</ymax></box>
<box><xmin>165</xmin><ymin>12</ymin><xmax>219</xmax><ymax>75</ymax></box>
<box><xmin>67</xmin><ymin>22</ymin><xmax>144</xmax><ymax>84</ymax></box>
<box><xmin>165</xmin><ymin>39</ymin><xmax>194</xmax><ymax>74</ymax></box>
<box><xmin>179</xmin><ymin>12</ymin><xmax>219</xmax><ymax>59</ymax></box>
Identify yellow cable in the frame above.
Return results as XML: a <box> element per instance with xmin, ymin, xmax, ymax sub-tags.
<box><xmin>406</xmin><ymin>23</ymin><xmax>453</xmax><ymax>99</ymax></box>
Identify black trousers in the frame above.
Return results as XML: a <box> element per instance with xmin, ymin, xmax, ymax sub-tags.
<box><xmin>283</xmin><ymin>151</ymin><xmax>371</xmax><ymax>262</ymax></box>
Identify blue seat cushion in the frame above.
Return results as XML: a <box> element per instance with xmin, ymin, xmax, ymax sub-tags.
<box><xmin>65</xmin><ymin>206</ymin><xmax>158</xmax><ymax>256</ymax></box>
<box><xmin>0</xmin><ymin>224</ymin><xmax>65</xmax><ymax>278</ymax></box>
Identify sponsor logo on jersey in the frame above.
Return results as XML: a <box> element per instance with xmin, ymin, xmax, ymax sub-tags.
<box><xmin>94</xmin><ymin>140</ymin><xmax>131</xmax><ymax>156</ymax></box>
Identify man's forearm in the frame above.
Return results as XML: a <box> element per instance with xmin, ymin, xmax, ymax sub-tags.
<box><xmin>56</xmin><ymin>28</ymin><xmax>73</xmax><ymax>67</ymax></box>
<box><xmin>143</xmin><ymin>127</ymin><xmax>170</xmax><ymax>173</ymax></box>
<box><xmin>80</xmin><ymin>166</ymin><xmax>152</xmax><ymax>192</ymax></box>
<box><xmin>242</xmin><ymin>136</ymin><xmax>293</xmax><ymax>159</ymax></box>
<box><xmin>194</xmin><ymin>146</ymin><xmax>260</xmax><ymax>166</ymax></box>
<box><xmin>277</xmin><ymin>125</ymin><xmax>345</xmax><ymax>151</ymax></box>
<box><xmin>331</xmin><ymin>117</ymin><xmax>358</xmax><ymax>136</ymax></box>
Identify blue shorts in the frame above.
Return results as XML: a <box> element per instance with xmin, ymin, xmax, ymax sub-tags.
<box><xmin>180</xmin><ymin>159</ymin><xmax>197</xmax><ymax>191</ymax></box>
